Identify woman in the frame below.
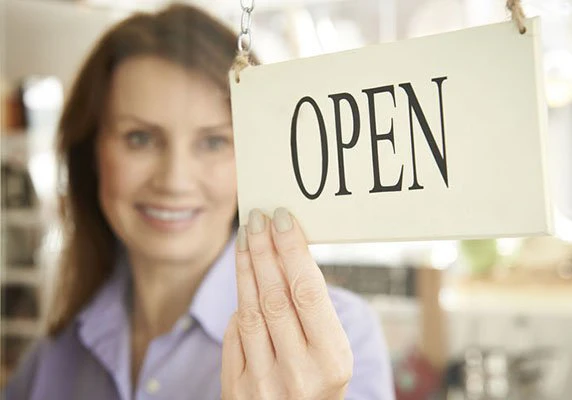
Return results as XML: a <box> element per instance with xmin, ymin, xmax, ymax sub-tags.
<box><xmin>5</xmin><ymin>4</ymin><xmax>395</xmax><ymax>399</ymax></box>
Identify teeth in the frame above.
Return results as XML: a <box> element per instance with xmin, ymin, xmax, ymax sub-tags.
<box><xmin>142</xmin><ymin>207</ymin><xmax>195</xmax><ymax>221</ymax></box>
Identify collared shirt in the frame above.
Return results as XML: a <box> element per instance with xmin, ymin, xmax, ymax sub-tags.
<box><xmin>5</xmin><ymin>237</ymin><xmax>396</xmax><ymax>400</ymax></box>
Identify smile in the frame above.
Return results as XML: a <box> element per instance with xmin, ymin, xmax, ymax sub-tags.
<box><xmin>139</xmin><ymin>206</ymin><xmax>197</xmax><ymax>222</ymax></box>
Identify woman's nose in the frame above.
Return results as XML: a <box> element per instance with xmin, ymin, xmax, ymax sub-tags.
<box><xmin>151</xmin><ymin>145</ymin><xmax>198</xmax><ymax>195</ymax></box>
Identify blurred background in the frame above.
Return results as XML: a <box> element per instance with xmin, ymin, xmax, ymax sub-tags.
<box><xmin>1</xmin><ymin>0</ymin><xmax>571</xmax><ymax>399</ymax></box>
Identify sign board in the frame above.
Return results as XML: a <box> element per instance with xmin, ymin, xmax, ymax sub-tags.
<box><xmin>230</xmin><ymin>17</ymin><xmax>553</xmax><ymax>244</ymax></box>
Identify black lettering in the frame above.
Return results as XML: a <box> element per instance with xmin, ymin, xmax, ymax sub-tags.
<box><xmin>399</xmin><ymin>77</ymin><xmax>448</xmax><ymax>190</ymax></box>
<box><xmin>328</xmin><ymin>93</ymin><xmax>360</xmax><ymax>196</ymax></box>
<box><xmin>362</xmin><ymin>85</ymin><xmax>404</xmax><ymax>193</ymax></box>
<box><xmin>290</xmin><ymin>96</ymin><xmax>329</xmax><ymax>200</ymax></box>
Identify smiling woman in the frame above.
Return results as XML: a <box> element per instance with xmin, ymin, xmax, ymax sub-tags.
<box><xmin>4</xmin><ymin>3</ymin><xmax>395</xmax><ymax>400</ymax></box>
<box><xmin>96</xmin><ymin>58</ymin><xmax>237</xmax><ymax>267</ymax></box>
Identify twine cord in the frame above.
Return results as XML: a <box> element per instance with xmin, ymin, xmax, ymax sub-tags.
<box><xmin>507</xmin><ymin>0</ymin><xmax>527</xmax><ymax>34</ymax></box>
<box><xmin>232</xmin><ymin>50</ymin><xmax>251</xmax><ymax>84</ymax></box>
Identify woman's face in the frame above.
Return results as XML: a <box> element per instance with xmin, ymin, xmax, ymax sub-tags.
<box><xmin>96</xmin><ymin>56</ymin><xmax>237</xmax><ymax>266</ymax></box>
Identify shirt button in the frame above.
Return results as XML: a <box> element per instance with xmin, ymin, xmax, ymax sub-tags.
<box><xmin>179</xmin><ymin>316</ymin><xmax>193</xmax><ymax>331</ymax></box>
<box><xmin>146</xmin><ymin>378</ymin><xmax>161</xmax><ymax>394</ymax></box>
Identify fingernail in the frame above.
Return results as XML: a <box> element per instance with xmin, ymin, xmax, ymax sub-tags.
<box><xmin>248</xmin><ymin>209</ymin><xmax>265</xmax><ymax>234</ymax></box>
<box><xmin>273</xmin><ymin>207</ymin><xmax>292</xmax><ymax>233</ymax></box>
<box><xmin>237</xmin><ymin>226</ymin><xmax>248</xmax><ymax>251</ymax></box>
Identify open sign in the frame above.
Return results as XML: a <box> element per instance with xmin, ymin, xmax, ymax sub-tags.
<box><xmin>230</xmin><ymin>18</ymin><xmax>552</xmax><ymax>244</ymax></box>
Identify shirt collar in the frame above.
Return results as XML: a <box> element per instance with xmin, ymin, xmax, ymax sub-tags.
<box><xmin>77</xmin><ymin>249</ymin><xmax>130</xmax><ymax>339</ymax></box>
<box><xmin>76</xmin><ymin>249</ymin><xmax>131</xmax><ymax>400</ymax></box>
<box><xmin>189</xmin><ymin>234</ymin><xmax>238</xmax><ymax>344</ymax></box>
<box><xmin>77</xmin><ymin>234</ymin><xmax>238</xmax><ymax>347</ymax></box>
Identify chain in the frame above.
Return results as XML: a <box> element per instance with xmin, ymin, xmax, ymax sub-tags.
<box><xmin>238</xmin><ymin>0</ymin><xmax>254</xmax><ymax>53</ymax></box>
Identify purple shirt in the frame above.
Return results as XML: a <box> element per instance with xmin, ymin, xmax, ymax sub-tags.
<box><xmin>6</xmin><ymin>237</ymin><xmax>395</xmax><ymax>399</ymax></box>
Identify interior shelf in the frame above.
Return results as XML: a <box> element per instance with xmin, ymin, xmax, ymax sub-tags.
<box><xmin>1</xmin><ymin>318</ymin><xmax>41</xmax><ymax>338</ymax></box>
<box><xmin>3</xmin><ymin>267</ymin><xmax>40</xmax><ymax>286</ymax></box>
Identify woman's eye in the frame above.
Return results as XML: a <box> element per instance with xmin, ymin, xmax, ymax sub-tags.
<box><xmin>125</xmin><ymin>130</ymin><xmax>154</xmax><ymax>149</ymax></box>
<box><xmin>200</xmin><ymin>136</ymin><xmax>231</xmax><ymax>151</ymax></box>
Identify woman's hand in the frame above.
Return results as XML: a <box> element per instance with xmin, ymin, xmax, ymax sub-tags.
<box><xmin>221</xmin><ymin>208</ymin><xmax>353</xmax><ymax>400</ymax></box>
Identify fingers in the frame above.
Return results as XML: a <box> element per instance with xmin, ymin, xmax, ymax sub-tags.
<box><xmin>245</xmin><ymin>210</ymin><xmax>308</xmax><ymax>363</ymax></box>
<box><xmin>235</xmin><ymin>226</ymin><xmax>276</xmax><ymax>377</ymax></box>
<box><xmin>221</xmin><ymin>312</ymin><xmax>245</xmax><ymax>389</ymax></box>
<box><xmin>228</xmin><ymin>209</ymin><xmax>353</xmax><ymax>399</ymax></box>
<box><xmin>270</xmin><ymin>208</ymin><xmax>347</xmax><ymax>349</ymax></box>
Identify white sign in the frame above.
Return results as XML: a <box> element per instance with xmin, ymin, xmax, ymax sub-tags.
<box><xmin>230</xmin><ymin>18</ymin><xmax>553</xmax><ymax>244</ymax></box>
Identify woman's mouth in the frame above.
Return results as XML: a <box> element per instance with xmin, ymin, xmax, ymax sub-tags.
<box><xmin>137</xmin><ymin>205</ymin><xmax>201</xmax><ymax>231</ymax></box>
<box><xmin>141</xmin><ymin>206</ymin><xmax>195</xmax><ymax>221</ymax></box>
